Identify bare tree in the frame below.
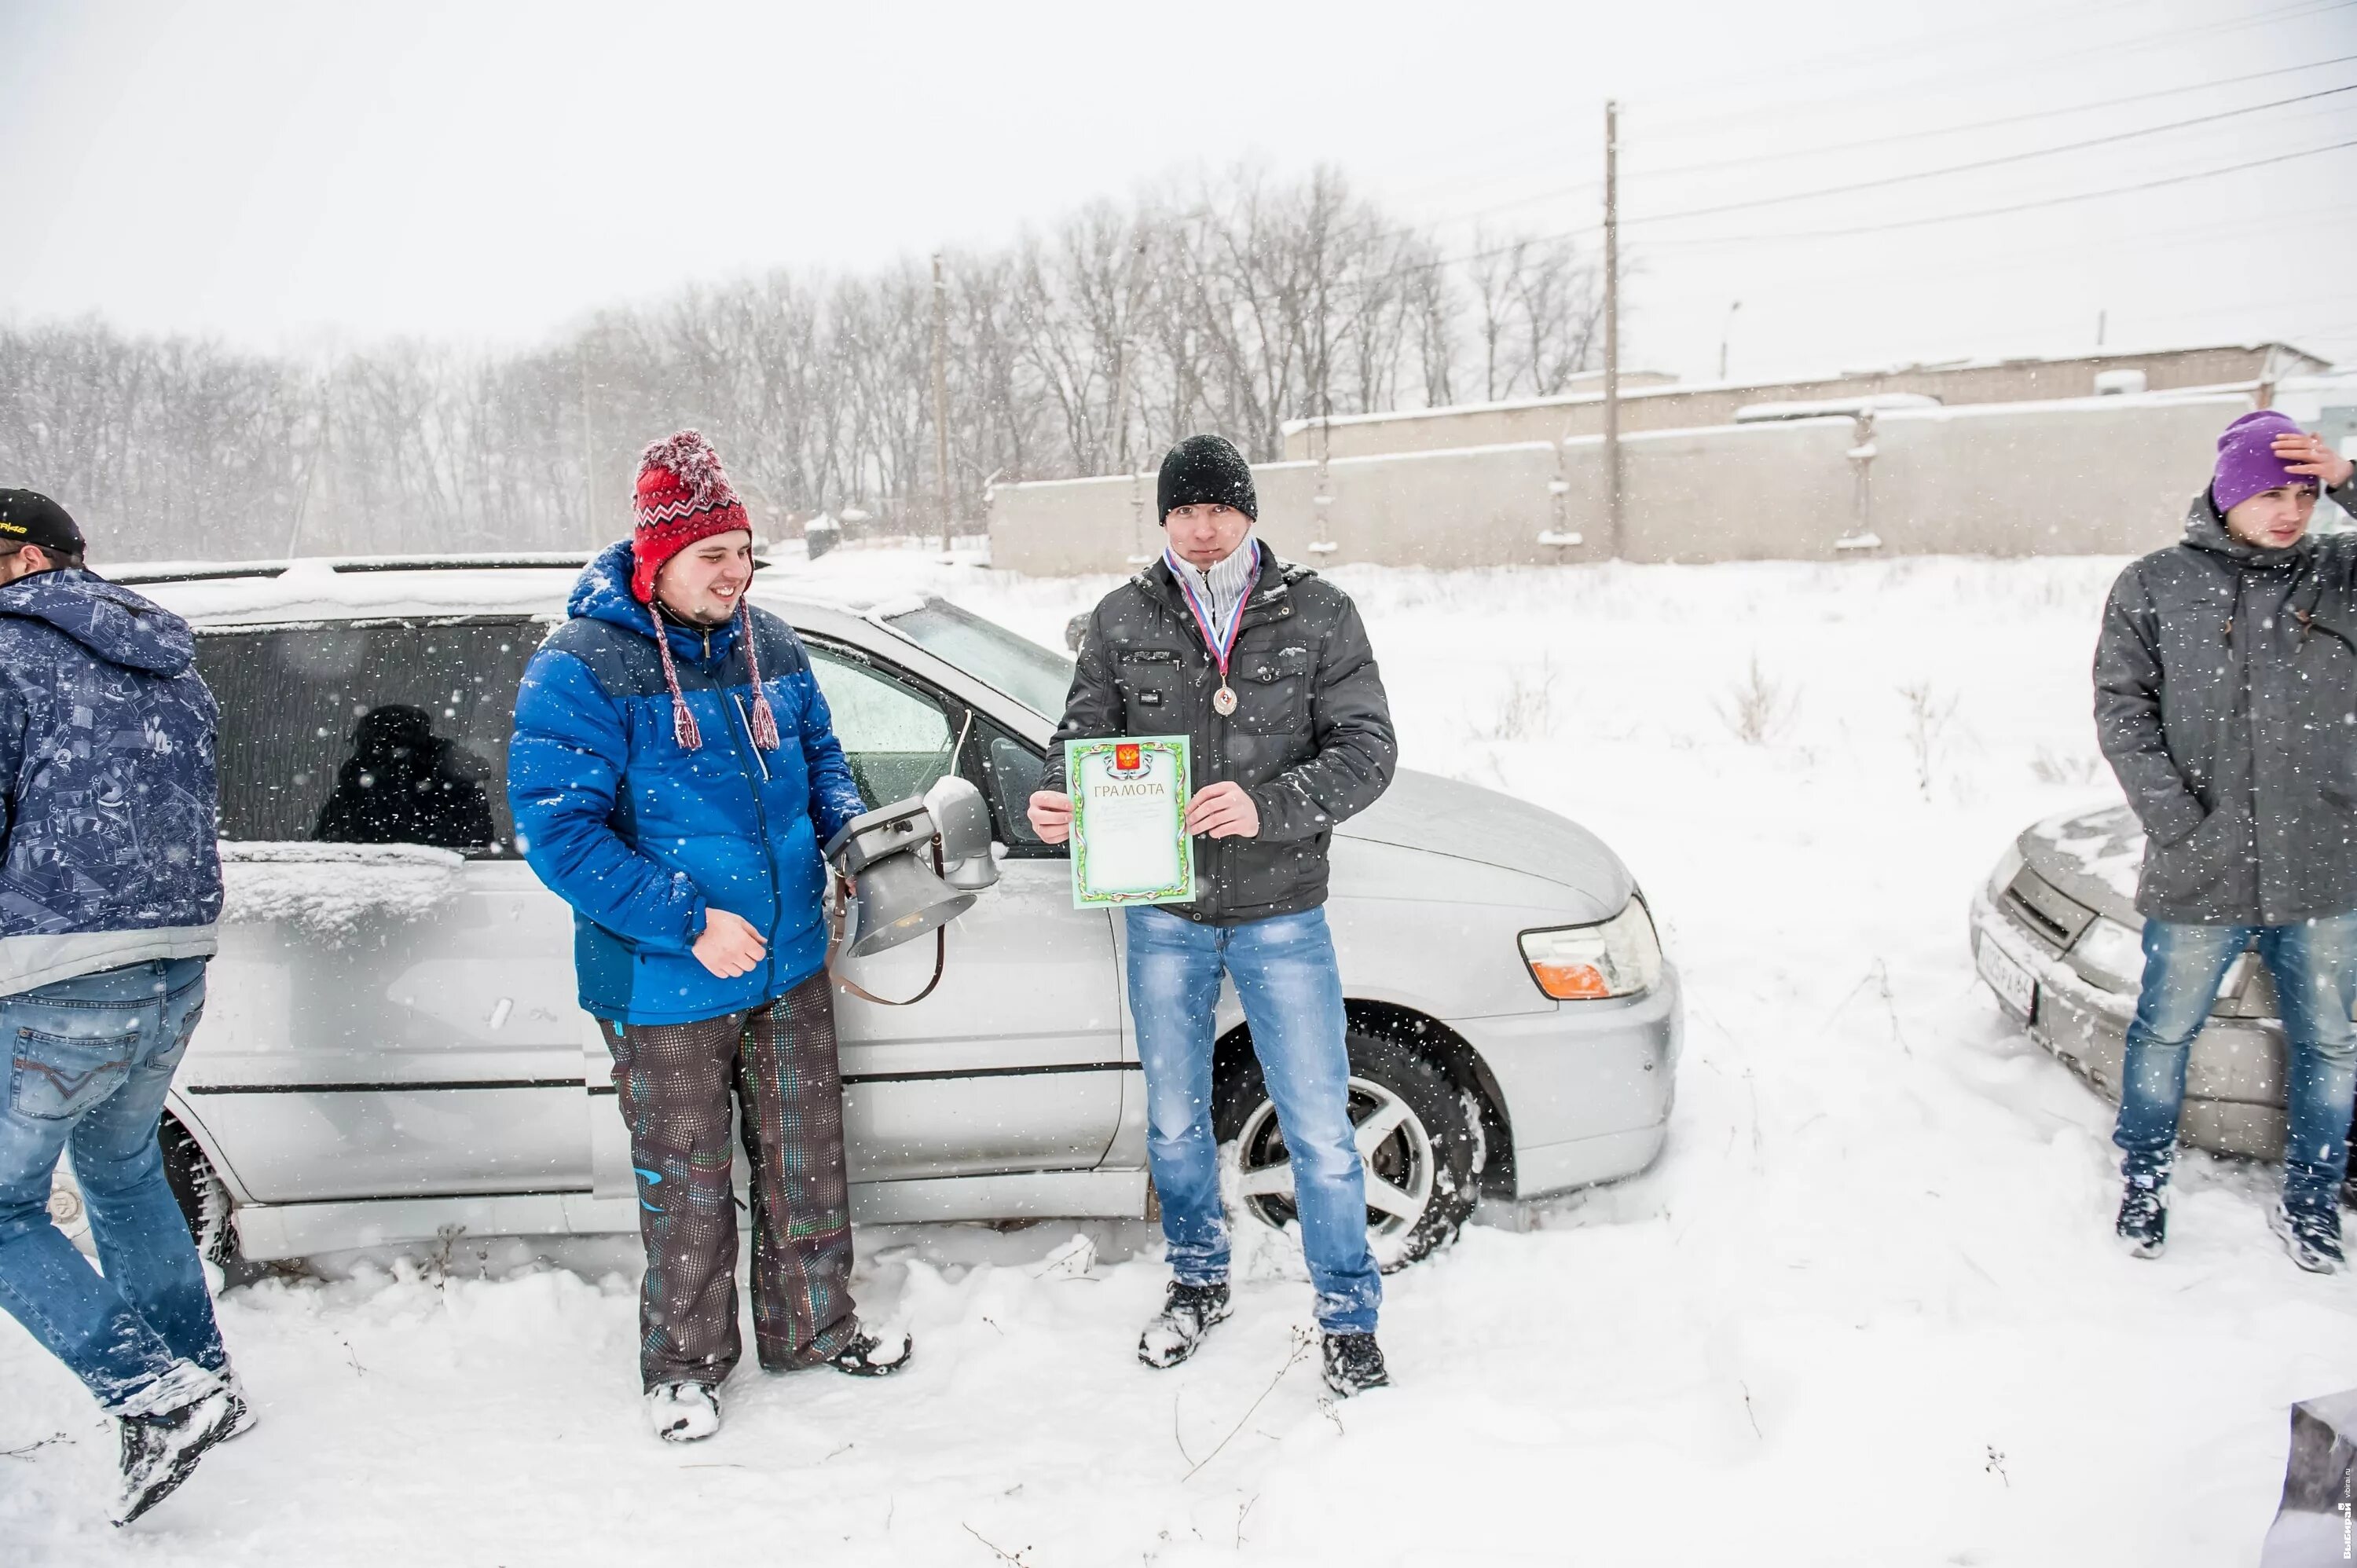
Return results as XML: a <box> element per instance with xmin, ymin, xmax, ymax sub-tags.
<box><xmin>0</xmin><ymin>165</ymin><xmax>1601</xmax><ymax>560</ymax></box>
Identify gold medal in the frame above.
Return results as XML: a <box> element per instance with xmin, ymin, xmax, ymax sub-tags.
<box><xmin>1212</xmin><ymin>684</ymin><xmax>1238</xmax><ymax>716</ymax></box>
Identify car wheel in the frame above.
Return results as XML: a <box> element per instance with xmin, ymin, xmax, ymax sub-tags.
<box><xmin>160</xmin><ymin>1119</ymin><xmax>236</xmax><ymax>1269</ymax></box>
<box><xmin>1215</xmin><ymin>1029</ymin><xmax>1480</xmax><ymax>1273</ymax></box>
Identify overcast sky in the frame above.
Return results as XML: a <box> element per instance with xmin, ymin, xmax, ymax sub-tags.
<box><xmin>2</xmin><ymin>0</ymin><xmax>2353</xmax><ymax>388</ymax></box>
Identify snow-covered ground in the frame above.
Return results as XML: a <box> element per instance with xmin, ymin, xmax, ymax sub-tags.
<box><xmin>9</xmin><ymin>544</ymin><xmax>2355</xmax><ymax>1566</ymax></box>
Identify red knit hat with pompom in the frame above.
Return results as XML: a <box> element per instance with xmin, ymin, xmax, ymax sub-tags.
<box><xmin>630</xmin><ymin>430</ymin><xmax>752</xmax><ymax>603</ymax></box>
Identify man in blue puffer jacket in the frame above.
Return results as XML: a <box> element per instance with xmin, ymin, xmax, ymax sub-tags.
<box><xmin>0</xmin><ymin>489</ymin><xmax>247</xmax><ymax>1524</ymax></box>
<box><xmin>510</xmin><ymin>431</ymin><xmax>910</xmax><ymax>1445</ymax></box>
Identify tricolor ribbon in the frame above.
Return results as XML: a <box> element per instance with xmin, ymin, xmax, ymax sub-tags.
<box><xmin>1165</xmin><ymin>546</ymin><xmax>1261</xmax><ymax>685</ymax></box>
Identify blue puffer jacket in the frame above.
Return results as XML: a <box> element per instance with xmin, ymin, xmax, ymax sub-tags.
<box><xmin>509</xmin><ymin>541</ymin><xmax>866</xmax><ymax>1024</ymax></box>
<box><xmin>0</xmin><ymin>568</ymin><xmax>222</xmax><ymax>997</ymax></box>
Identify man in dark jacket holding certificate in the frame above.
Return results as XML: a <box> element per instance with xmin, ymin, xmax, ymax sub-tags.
<box><xmin>1029</xmin><ymin>434</ymin><xmax>1399</xmax><ymax>1396</ymax></box>
<box><xmin>2095</xmin><ymin>411</ymin><xmax>2357</xmax><ymax>1271</ymax></box>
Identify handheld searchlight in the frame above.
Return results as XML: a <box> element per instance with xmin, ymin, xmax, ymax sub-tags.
<box><xmin>823</xmin><ymin>775</ymin><xmax>1000</xmax><ymax>958</ymax></box>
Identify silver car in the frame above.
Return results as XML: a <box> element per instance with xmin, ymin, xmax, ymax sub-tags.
<box><xmin>48</xmin><ymin>554</ymin><xmax>1682</xmax><ymax>1271</ymax></box>
<box><xmin>1970</xmin><ymin>801</ymin><xmax>2325</xmax><ymax>1160</ymax></box>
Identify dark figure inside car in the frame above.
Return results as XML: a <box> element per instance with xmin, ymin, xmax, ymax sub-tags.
<box><xmin>313</xmin><ymin>704</ymin><xmax>493</xmax><ymax>850</ymax></box>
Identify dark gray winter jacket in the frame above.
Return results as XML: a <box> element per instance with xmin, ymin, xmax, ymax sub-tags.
<box><xmin>1042</xmin><ymin>543</ymin><xmax>1396</xmax><ymax>925</ymax></box>
<box><xmin>2095</xmin><ymin>478</ymin><xmax>2357</xmax><ymax>925</ymax></box>
<box><xmin>0</xmin><ymin>568</ymin><xmax>223</xmax><ymax>995</ymax></box>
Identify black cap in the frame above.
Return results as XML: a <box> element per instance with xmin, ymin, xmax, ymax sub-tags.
<box><xmin>1157</xmin><ymin>434</ymin><xmax>1257</xmax><ymax>524</ymax></box>
<box><xmin>0</xmin><ymin>490</ymin><xmax>84</xmax><ymax>556</ymax></box>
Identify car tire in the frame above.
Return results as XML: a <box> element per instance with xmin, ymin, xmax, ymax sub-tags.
<box><xmin>160</xmin><ymin>1119</ymin><xmax>237</xmax><ymax>1269</ymax></box>
<box><xmin>1215</xmin><ymin>1028</ymin><xmax>1480</xmax><ymax>1273</ymax></box>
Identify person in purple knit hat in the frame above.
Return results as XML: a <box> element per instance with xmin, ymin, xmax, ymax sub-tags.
<box><xmin>2094</xmin><ymin>409</ymin><xmax>2357</xmax><ymax>1269</ymax></box>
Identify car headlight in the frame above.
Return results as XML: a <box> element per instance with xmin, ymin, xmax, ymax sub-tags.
<box><xmin>2070</xmin><ymin>913</ymin><xmax>2249</xmax><ymax>1003</ymax></box>
<box><xmin>1987</xmin><ymin>841</ymin><xmax>2025</xmax><ymax>903</ymax></box>
<box><xmin>2069</xmin><ymin>914</ymin><xmax>2145</xmax><ymax>993</ymax></box>
<box><xmin>1520</xmin><ymin>899</ymin><xmax>1662</xmax><ymax>1000</ymax></box>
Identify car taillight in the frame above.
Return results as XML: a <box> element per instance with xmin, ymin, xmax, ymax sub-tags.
<box><xmin>1519</xmin><ymin>899</ymin><xmax>1662</xmax><ymax>1001</ymax></box>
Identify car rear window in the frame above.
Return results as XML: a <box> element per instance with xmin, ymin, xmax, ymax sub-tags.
<box><xmin>196</xmin><ymin>618</ymin><xmax>541</xmax><ymax>855</ymax></box>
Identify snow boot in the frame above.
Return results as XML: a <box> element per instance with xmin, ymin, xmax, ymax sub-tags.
<box><xmin>1138</xmin><ymin>1280</ymin><xmax>1232</xmax><ymax>1370</ymax></box>
<box><xmin>217</xmin><ymin>1365</ymin><xmax>258</xmax><ymax>1442</ymax></box>
<box><xmin>646</xmin><ymin>1381</ymin><xmax>721</xmax><ymax>1443</ymax></box>
<box><xmin>827</xmin><ymin>1325</ymin><xmax>914</xmax><ymax>1378</ymax></box>
<box><xmin>2271</xmin><ymin>1200</ymin><xmax>2344</xmax><ymax>1275</ymax></box>
<box><xmin>114</xmin><ymin>1383</ymin><xmax>240</xmax><ymax>1526</ymax></box>
<box><xmin>1321</xmin><ymin>1332</ymin><xmax>1390</xmax><ymax>1398</ymax></box>
<box><xmin>2114</xmin><ymin>1167</ymin><xmax>2168</xmax><ymax>1259</ymax></box>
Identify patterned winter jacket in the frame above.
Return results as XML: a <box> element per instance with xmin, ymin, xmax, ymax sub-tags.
<box><xmin>508</xmin><ymin>541</ymin><xmax>866</xmax><ymax>1025</ymax></box>
<box><xmin>0</xmin><ymin>568</ymin><xmax>223</xmax><ymax>996</ymax></box>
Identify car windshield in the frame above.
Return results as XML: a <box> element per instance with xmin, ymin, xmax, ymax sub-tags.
<box><xmin>883</xmin><ymin>599</ymin><xmax>1074</xmax><ymax>719</ymax></box>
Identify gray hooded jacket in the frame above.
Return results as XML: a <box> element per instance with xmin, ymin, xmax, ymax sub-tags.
<box><xmin>2095</xmin><ymin>478</ymin><xmax>2357</xmax><ymax>925</ymax></box>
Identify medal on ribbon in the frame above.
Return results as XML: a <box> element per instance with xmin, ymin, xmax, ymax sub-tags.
<box><xmin>1168</xmin><ymin>548</ymin><xmax>1260</xmax><ymax>717</ymax></box>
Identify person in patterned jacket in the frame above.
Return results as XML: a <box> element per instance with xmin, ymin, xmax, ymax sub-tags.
<box><xmin>509</xmin><ymin>432</ymin><xmax>910</xmax><ymax>1444</ymax></box>
<box><xmin>0</xmin><ymin>489</ymin><xmax>248</xmax><ymax>1524</ymax></box>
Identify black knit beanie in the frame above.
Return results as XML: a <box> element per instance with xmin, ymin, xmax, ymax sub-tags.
<box><xmin>1157</xmin><ymin>434</ymin><xmax>1257</xmax><ymax>523</ymax></box>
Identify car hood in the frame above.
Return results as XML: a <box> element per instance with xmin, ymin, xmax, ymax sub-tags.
<box><xmin>2018</xmin><ymin>800</ymin><xmax>2143</xmax><ymax>925</ymax></box>
<box><xmin>1338</xmin><ymin>769</ymin><xmax>1634</xmax><ymax>910</ymax></box>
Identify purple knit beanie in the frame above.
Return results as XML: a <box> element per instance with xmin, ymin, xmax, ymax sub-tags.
<box><xmin>2212</xmin><ymin>409</ymin><xmax>2319</xmax><ymax>513</ymax></box>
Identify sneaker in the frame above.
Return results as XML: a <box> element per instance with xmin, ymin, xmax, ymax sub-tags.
<box><xmin>2271</xmin><ymin>1200</ymin><xmax>2345</xmax><ymax>1274</ymax></box>
<box><xmin>1138</xmin><ymin>1281</ymin><xmax>1232</xmax><ymax>1370</ymax></box>
<box><xmin>1321</xmin><ymin>1331</ymin><xmax>1390</xmax><ymax>1398</ymax></box>
<box><xmin>115</xmin><ymin>1385</ymin><xmax>240</xmax><ymax>1526</ymax></box>
<box><xmin>827</xmin><ymin>1326</ymin><xmax>914</xmax><ymax>1378</ymax></box>
<box><xmin>2115</xmin><ymin>1170</ymin><xmax>2169</xmax><ymax>1259</ymax></box>
<box><xmin>645</xmin><ymin>1381</ymin><xmax>721</xmax><ymax>1443</ymax></box>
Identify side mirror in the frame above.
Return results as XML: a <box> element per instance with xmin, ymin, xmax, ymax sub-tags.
<box><xmin>925</xmin><ymin>775</ymin><xmax>1000</xmax><ymax>892</ymax></box>
<box><xmin>1065</xmin><ymin>614</ymin><xmax>1088</xmax><ymax>654</ymax></box>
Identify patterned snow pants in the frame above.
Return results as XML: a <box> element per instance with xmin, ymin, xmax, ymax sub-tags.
<box><xmin>600</xmin><ymin>970</ymin><xmax>859</xmax><ymax>1391</ymax></box>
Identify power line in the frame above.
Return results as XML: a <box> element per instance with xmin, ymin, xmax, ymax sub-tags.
<box><xmin>1635</xmin><ymin>0</ymin><xmax>2357</xmax><ymax>143</ymax></box>
<box><xmin>1621</xmin><ymin>82</ymin><xmax>2357</xmax><ymax>228</ymax></box>
<box><xmin>1635</xmin><ymin>54</ymin><xmax>2357</xmax><ymax>181</ymax></box>
<box><xmin>1650</xmin><ymin>136</ymin><xmax>2357</xmax><ymax>248</ymax></box>
<box><xmin>1406</xmin><ymin>55</ymin><xmax>2357</xmax><ymax>237</ymax></box>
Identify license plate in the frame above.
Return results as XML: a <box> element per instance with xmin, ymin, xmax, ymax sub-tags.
<box><xmin>1977</xmin><ymin>937</ymin><xmax>2037</xmax><ymax>1018</ymax></box>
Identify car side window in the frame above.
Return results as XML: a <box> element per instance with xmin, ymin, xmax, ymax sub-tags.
<box><xmin>805</xmin><ymin>647</ymin><xmax>956</xmax><ymax>808</ymax></box>
<box><xmin>196</xmin><ymin>619</ymin><xmax>538</xmax><ymax>855</ymax></box>
<box><xmin>980</xmin><ymin>728</ymin><xmax>1058</xmax><ymax>855</ymax></box>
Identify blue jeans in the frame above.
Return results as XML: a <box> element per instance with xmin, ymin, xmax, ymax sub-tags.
<box><xmin>0</xmin><ymin>958</ymin><xmax>227</xmax><ymax>1414</ymax></box>
<box><xmin>1125</xmin><ymin>905</ymin><xmax>1380</xmax><ymax>1334</ymax></box>
<box><xmin>2114</xmin><ymin>914</ymin><xmax>2357</xmax><ymax>1213</ymax></box>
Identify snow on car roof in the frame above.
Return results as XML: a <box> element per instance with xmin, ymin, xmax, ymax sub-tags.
<box><xmin>123</xmin><ymin>551</ymin><xmax>889</xmax><ymax>626</ymax></box>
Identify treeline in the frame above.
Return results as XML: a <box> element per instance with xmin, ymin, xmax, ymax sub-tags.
<box><xmin>0</xmin><ymin>166</ymin><xmax>1603</xmax><ymax>562</ymax></box>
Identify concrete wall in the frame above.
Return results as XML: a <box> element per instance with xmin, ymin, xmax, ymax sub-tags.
<box><xmin>991</xmin><ymin>391</ymin><xmax>2253</xmax><ymax>574</ymax></box>
<box><xmin>1277</xmin><ymin>344</ymin><xmax>2317</xmax><ymax>461</ymax></box>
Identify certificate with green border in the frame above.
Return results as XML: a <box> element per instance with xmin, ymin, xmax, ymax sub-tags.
<box><xmin>1067</xmin><ymin>736</ymin><xmax>1193</xmax><ymax>908</ymax></box>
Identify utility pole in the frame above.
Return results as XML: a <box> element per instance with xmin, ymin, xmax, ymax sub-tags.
<box><xmin>1602</xmin><ymin>99</ymin><xmax>1622</xmax><ymax>560</ymax></box>
<box><xmin>932</xmin><ymin>252</ymin><xmax>952</xmax><ymax>555</ymax></box>
<box><xmin>1719</xmin><ymin>299</ymin><xmax>1742</xmax><ymax>383</ymax></box>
